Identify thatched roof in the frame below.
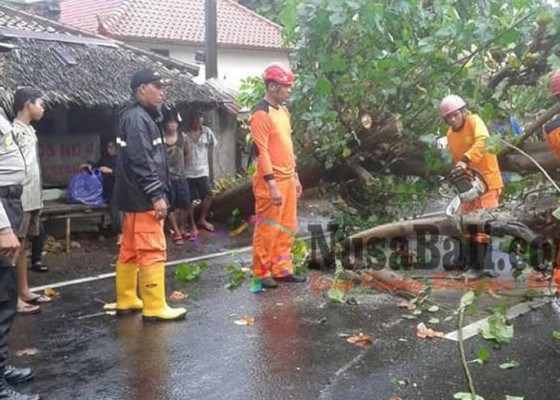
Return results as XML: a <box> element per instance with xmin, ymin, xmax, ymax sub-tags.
<box><xmin>0</xmin><ymin>5</ymin><xmax>218</xmax><ymax>110</ymax></box>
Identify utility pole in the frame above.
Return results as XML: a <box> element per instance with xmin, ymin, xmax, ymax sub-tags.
<box><xmin>205</xmin><ymin>0</ymin><xmax>218</xmax><ymax>79</ymax></box>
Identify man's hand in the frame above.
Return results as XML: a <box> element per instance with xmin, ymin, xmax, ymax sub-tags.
<box><xmin>153</xmin><ymin>198</ymin><xmax>168</xmax><ymax>220</ymax></box>
<box><xmin>0</xmin><ymin>228</ymin><xmax>20</xmax><ymax>261</ymax></box>
<box><xmin>268</xmin><ymin>182</ymin><xmax>283</xmax><ymax>206</ymax></box>
<box><xmin>295</xmin><ymin>175</ymin><xmax>302</xmax><ymax>198</ymax></box>
<box><xmin>455</xmin><ymin>161</ymin><xmax>467</xmax><ymax>170</ymax></box>
<box><xmin>99</xmin><ymin>166</ymin><xmax>113</xmax><ymax>174</ymax></box>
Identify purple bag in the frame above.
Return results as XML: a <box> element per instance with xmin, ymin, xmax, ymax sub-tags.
<box><xmin>66</xmin><ymin>170</ymin><xmax>104</xmax><ymax>205</ymax></box>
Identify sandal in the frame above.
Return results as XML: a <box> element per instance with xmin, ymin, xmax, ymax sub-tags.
<box><xmin>17</xmin><ymin>301</ymin><xmax>41</xmax><ymax>315</ymax></box>
<box><xmin>26</xmin><ymin>294</ymin><xmax>52</xmax><ymax>304</ymax></box>
<box><xmin>172</xmin><ymin>233</ymin><xmax>184</xmax><ymax>245</ymax></box>
<box><xmin>31</xmin><ymin>262</ymin><xmax>49</xmax><ymax>273</ymax></box>
<box><xmin>181</xmin><ymin>231</ymin><xmax>191</xmax><ymax>240</ymax></box>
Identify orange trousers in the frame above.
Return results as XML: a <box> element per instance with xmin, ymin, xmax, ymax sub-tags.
<box><xmin>118</xmin><ymin>211</ymin><xmax>167</xmax><ymax>268</ymax></box>
<box><xmin>252</xmin><ymin>175</ymin><xmax>297</xmax><ymax>278</ymax></box>
<box><xmin>460</xmin><ymin>189</ymin><xmax>501</xmax><ymax>244</ymax></box>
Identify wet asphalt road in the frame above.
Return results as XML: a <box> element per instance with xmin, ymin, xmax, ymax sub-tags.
<box><xmin>8</xmin><ymin>248</ymin><xmax>560</xmax><ymax>400</ymax></box>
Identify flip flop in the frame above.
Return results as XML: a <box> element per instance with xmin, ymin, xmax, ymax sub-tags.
<box><xmin>26</xmin><ymin>294</ymin><xmax>52</xmax><ymax>304</ymax></box>
<box><xmin>17</xmin><ymin>302</ymin><xmax>41</xmax><ymax>315</ymax></box>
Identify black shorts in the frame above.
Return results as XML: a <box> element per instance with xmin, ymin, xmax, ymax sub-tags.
<box><xmin>169</xmin><ymin>179</ymin><xmax>191</xmax><ymax>211</ymax></box>
<box><xmin>187</xmin><ymin>176</ymin><xmax>213</xmax><ymax>200</ymax></box>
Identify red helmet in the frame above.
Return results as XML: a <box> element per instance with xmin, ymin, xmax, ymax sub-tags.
<box><xmin>551</xmin><ymin>69</ymin><xmax>560</xmax><ymax>97</ymax></box>
<box><xmin>439</xmin><ymin>95</ymin><xmax>466</xmax><ymax>118</ymax></box>
<box><xmin>262</xmin><ymin>62</ymin><xmax>294</xmax><ymax>85</ymax></box>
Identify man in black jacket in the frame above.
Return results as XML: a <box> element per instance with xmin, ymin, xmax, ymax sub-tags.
<box><xmin>113</xmin><ymin>69</ymin><xmax>186</xmax><ymax>321</ymax></box>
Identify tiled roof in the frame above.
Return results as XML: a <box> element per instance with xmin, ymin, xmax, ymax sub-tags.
<box><xmin>0</xmin><ymin>6</ymin><xmax>59</xmax><ymax>33</ymax></box>
<box><xmin>60</xmin><ymin>0</ymin><xmax>283</xmax><ymax>49</ymax></box>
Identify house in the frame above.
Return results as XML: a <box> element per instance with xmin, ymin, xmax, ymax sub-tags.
<box><xmin>0</xmin><ymin>4</ymin><xmax>245</xmax><ymax>188</ymax></box>
<box><xmin>59</xmin><ymin>0</ymin><xmax>289</xmax><ymax>88</ymax></box>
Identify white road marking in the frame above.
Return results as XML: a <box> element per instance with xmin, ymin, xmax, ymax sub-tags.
<box><xmin>31</xmin><ymin>245</ymin><xmax>254</xmax><ymax>292</ymax></box>
<box><xmin>444</xmin><ymin>298</ymin><xmax>550</xmax><ymax>341</ymax></box>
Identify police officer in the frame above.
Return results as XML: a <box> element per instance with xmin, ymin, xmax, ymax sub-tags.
<box><xmin>0</xmin><ymin>42</ymin><xmax>40</xmax><ymax>400</ymax></box>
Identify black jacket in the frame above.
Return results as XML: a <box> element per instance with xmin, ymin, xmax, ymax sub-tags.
<box><xmin>114</xmin><ymin>100</ymin><xmax>169</xmax><ymax>212</ymax></box>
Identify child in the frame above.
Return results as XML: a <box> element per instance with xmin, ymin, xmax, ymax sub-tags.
<box><xmin>164</xmin><ymin>113</ymin><xmax>192</xmax><ymax>244</ymax></box>
<box><xmin>12</xmin><ymin>87</ymin><xmax>51</xmax><ymax>314</ymax></box>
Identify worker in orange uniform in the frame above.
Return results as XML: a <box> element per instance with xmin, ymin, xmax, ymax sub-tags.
<box><xmin>113</xmin><ymin>69</ymin><xmax>186</xmax><ymax>320</ymax></box>
<box><xmin>543</xmin><ymin>68</ymin><xmax>560</xmax><ymax>295</ymax></box>
<box><xmin>250</xmin><ymin>62</ymin><xmax>306</xmax><ymax>289</ymax></box>
<box><xmin>440</xmin><ymin>95</ymin><xmax>504</xmax><ymax>279</ymax></box>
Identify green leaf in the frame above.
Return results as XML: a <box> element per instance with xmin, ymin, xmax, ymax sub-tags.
<box><xmin>505</xmin><ymin>396</ymin><xmax>524</xmax><ymax>400</ymax></box>
<box><xmin>329</xmin><ymin>11</ymin><xmax>347</xmax><ymax>26</ymax></box>
<box><xmin>480</xmin><ymin>307</ymin><xmax>514</xmax><ymax>345</ymax></box>
<box><xmin>316</xmin><ymin>76</ymin><xmax>332</xmax><ymax>96</ymax></box>
<box><xmin>412</xmin><ymin>309</ymin><xmax>422</xmax><ymax>315</ymax></box>
<box><xmin>428</xmin><ymin>305</ymin><xmax>439</xmax><ymax>312</ymax></box>
<box><xmin>328</xmin><ymin>288</ymin><xmax>345</xmax><ymax>304</ymax></box>
<box><xmin>553</xmin><ymin>331</ymin><xmax>560</xmax><ymax>340</ymax></box>
<box><xmin>499</xmin><ymin>360</ymin><xmax>520</xmax><ymax>370</ymax></box>
<box><xmin>401</xmin><ymin>314</ymin><xmax>418</xmax><ymax>320</ymax></box>
<box><xmin>224</xmin><ymin>264</ymin><xmax>247</xmax><ymax>291</ymax></box>
<box><xmin>175</xmin><ymin>263</ymin><xmax>205</xmax><ymax>283</ymax></box>
<box><xmin>460</xmin><ymin>291</ymin><xmax>475</xmax><ymax>310</ymax></box>
<box><xmin>475</xmin><ymin>347</ymin><xmax>490</xmax><ymax>365</ymax></box>
<box><xmin>428</xmin><ymin>318</ymin><xmax>440</xmax><ymax>324</ymax></box>
<box><xmin>453</xmin><ymin>392</ymin><xmax>485</xmax><ymax>400</ymax></box>
<box><xmin>444</xmin><ymin>316</ymin><xmax>454</xmax><ymax>322</ymax></box>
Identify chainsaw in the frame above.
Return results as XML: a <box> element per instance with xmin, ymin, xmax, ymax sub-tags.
<box><xmin>445</xmin><ymin>166</ymin><xmax>488</xmax><ymax>216</ymax></box>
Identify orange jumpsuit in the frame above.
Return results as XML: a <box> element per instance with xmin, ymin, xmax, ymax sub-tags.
<box><xmin>447</xmin><ymin>114</ymin><xmax>504</xmax><ymax>243</ymax></box>
<box><xmin>543</xmin><ymin>118</ymin><xmax>560</xmax><ymax>290</ymax></box>
<box><xmin>250</xmin><ymin>100</ymin><xmax>297</xmax><ymax>279</ymax></box>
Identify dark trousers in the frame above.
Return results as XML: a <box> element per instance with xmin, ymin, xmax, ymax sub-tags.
<box><xmin>0</xmin><ymin>188</ymin><xmax>23</xmax><ymax>375</ymax></box>
<box><xmin>0</xmin><ymin>267</ymin><xmax>16</xmax><ymax>374</ymax></box>
<box><xmin>109</xmin><ymin>197</ymin><xmax>122</xmax><ymax>234</ymax></box>
<box><xmin>31</xmin><ymin>222</ymin><xmax>45</xmax><ymax>265</ymax></box>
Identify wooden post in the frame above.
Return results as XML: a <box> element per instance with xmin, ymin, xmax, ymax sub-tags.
<box><xmin>205</xmin><ymin>0</ymin><xmax>218</xmax><ymax>79</ymax></box>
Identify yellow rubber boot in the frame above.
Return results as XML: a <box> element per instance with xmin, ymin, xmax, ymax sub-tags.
<box><xmin>116</xmin><ymin>263</ymin><xmax>143</xmax><ymax>314</ymax></box>
<box><xmin>139</xmin><ymin>264</ymin><xmax>187</xmax><ymax>321</ymax></box>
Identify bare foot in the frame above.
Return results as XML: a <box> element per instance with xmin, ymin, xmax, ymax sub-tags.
<box><xmin>198</xmin><ymin>220</ymin><xmax>214</xmax><ymax>232</ymax></box>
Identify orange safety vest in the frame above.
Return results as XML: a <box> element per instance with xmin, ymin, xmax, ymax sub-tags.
<box><xmin>446</xmin><ymin>114</ymin><xmax>504</xmax><ymax>190</ymax></box>
<box><xmin>250</xmin><ymin>100</ymin><xmax>296</xmax><ymax>182</ymax></box>
<box><xmin>544</xmin><ymin>118</ymin><xmax>560</xmax><ymax>159</ymax></box>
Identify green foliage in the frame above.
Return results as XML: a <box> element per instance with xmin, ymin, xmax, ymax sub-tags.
<box><xmin>278</xmin><ymin>0</ymin><xmax>560</xmax><ymax>221</ymax></box>
<box><xmin>552</xmin><ymin>330</ymin><xmax>560</xmax><ymax>340</ymax></box>
<box><xmin>475</xmin><ymin>347</ymin><xmax>490</xmax><ymax>365</ymax></box>
<box><xmin>214</xmin><ymin>174</ymin><xmax>251</xmax><ymax>193</ymax></box>
<box><xmin>292</xmin><ymin>237</ymin><xmax>309</xmax><ymax>275</ymax></box>
<box><xmin>480</xmin><ymin>303</ymin><xmax>514</xmax><ymax>345</ymax></box>
<box><xmin>327</xmin><ymin>260</ymin><xmax>352</xmax><ymax>304</ymax></box>
<box><xmin>224</xmin><ymin>264</ymin><xmax>247</xmax><ymax>290</ymax></box>
<box><xmin>238</xmin><ymin>0</ymin><xmax>287</xmax><ymax>23</ymax></box>
<box><xmin>283</xmin><ymin>0</ymin><xmax>554</xmax><ymax>164</ymax></box>
<box><xmin>237</xmin><ymin>75</ymin><xmax>266</xmax><ymax>112</ymax></box>
<box><xmin>175</xmin><ymin>262</ymin><xmax>208</xmax><ymax>283</ymax></box>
